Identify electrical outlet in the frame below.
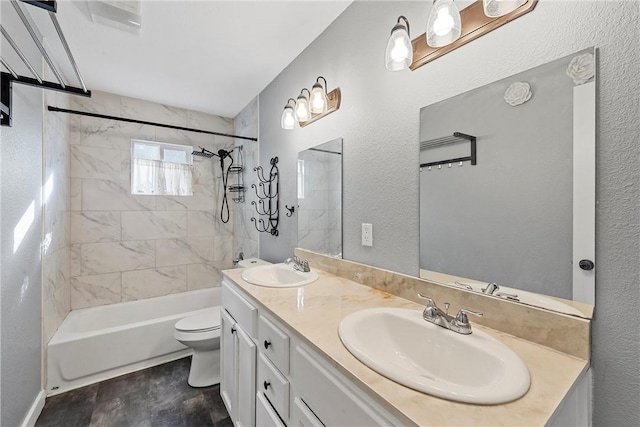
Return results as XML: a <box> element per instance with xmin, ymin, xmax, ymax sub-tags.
<box><xmin>362</xmin><ymin>223</ymin><xmax>373</xmax><ymax>247</ymax></box>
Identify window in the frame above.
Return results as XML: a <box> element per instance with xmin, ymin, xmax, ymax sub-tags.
<box><xmin>297</xmin><ymin>159</ymin><xmax>305</xmax><ymax>199</ymax></box>
<box><xmin>131</xmin><ymin>139</ymin><xmax>193</xmax><ymax>196</ymax></box>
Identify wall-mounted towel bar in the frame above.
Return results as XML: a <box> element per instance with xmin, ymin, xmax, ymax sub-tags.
<box><xmin>419</xmin><ymin>132</ymin><xmax>477</xmax><ymax>169</ymax></box>
<box><xmin>1</xmin><ymin>0</ymin><xmax>91</xmax><ymax>127</ymax></box>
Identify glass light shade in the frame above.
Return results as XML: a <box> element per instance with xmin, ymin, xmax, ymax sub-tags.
<box><xmin>310</xmin><ymin>84</ymin><xmax>328</xmax><ymax>114</ymax></box>
<box><xmin>281</xmin><ymin>105</ymin><xmax>296</xmax><ymax>130</ymax></box>
<box><xmin>295</xmin><ymin>95</ymin><xmax>310</xmax><ymax>123</ymax></box>
<box><xmin>426</xmin><ymin>0</ymin><xmax>462</xmax><ymax>48</ymax></box>
<box><xmin>385</xmin><ymin>26</ymin><xmax>413</xmax><ymax>71</ymax></box>
<box><xmin>483</xmin><ymin>0</ymin><xmax>526</xmax><ymax>17</ymax></box>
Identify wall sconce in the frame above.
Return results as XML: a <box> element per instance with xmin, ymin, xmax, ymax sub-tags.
<box><xmin>385</xmin><ymin>0</ymin><xmax>537</xmax><ymax>72</ymax></box>
<box><xmin>281</xmin><ymin>77</ymin><xmax>341</xmax><ymax>130</ymax></box>
<box><xmin>385</xmin><ymin>16</ymin><xmax>412</xmax><ymax>71</ymax></box>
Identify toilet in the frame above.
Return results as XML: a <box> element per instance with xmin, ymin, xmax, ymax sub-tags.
<box><xmin>174</xmin><ymin>306</ymin><xmax>221</xmax><ymax>387</ymax></box>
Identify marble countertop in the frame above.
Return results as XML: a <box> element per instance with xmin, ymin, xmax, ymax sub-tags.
<box><xmin>223</xmin><ymin>267</ymin><xmax>589</xmax><ymax>426</ymax></box>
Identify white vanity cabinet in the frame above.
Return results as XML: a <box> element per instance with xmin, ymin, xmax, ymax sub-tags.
<box><xmin>220</xmin><ymin>282</ymin><xmax>258</xmax><ymax>427</ymax></box>
<box><xmin>221</xmin><ymin>278</ymin><xmax>399</xmax><ymax>427</ymax></box>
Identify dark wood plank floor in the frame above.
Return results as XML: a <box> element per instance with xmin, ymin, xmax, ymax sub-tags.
<box><xmin>36</xmin><ymin>357</ymin><xmax>232</xmax><ymax>427</ymax></box>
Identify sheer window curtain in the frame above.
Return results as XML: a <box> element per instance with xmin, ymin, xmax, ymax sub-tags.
<box><xmin>132</xmin><ymin>158</ymin><xmax>193</xmax><ymax>195</ymax></box>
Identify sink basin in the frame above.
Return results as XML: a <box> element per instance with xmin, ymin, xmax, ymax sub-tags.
<box><xmin>241</xmin><ymin>263</ymin><xmax>318</xmax><ymax>288</ymax></box>
<box><xmin>339</xmin><ymin>307</ymin><xmax>530</xmax><ymax>404</ymax></box>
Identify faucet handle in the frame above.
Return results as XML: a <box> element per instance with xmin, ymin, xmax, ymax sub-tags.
<box><xmin>417</xmin><ymin>293</ymin><xmax>436</xmax><ymax>307</ymax></box>
<box><xmin>455</xmin><ymin>308</ymin><xmax>483</xmax><ymax>325</ymax></box>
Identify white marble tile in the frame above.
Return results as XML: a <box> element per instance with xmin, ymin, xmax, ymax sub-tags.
<box><xmin>121</xmin><ymin>211</ymin><xmax>186</xmax><ymax>240</ymax></box>
<box><xmin>43</xmin><ymin>285</ymin><xmax>70</xmax><ymax>344</ymax></box>
<box><xmin>79</xmin><ymin>240</ymin><xmax>155</xmax><ymax>275</ymax></box>
<box><xmin>70</xmin><ymin>244</ymin><xmax>82</xmax><ymax>277</ymax></box>
<box><xmin>71</xmin><ymin>90</ymin><xmax>121</xmax><ymax>116</ymax></box>
<box><xmin>70</xmin><ymin>178</ymin><xmax>82</xmax><ymax>211</ymax></box>
<box><xmin>156</xmin><ymin>184</ymin><xmax>214</xmax><ymax>211</ymax></box>
<box><xmin>71</xmin><ymin>146</ymin><xmax>125</xmax><ymax>181</ymax></box>
<box><xmin>121</xmin><ymin>96</ymin><xmax>187</xmax><ymax>127</ymax></box>
<box><xmin>187</xmin><ymin>109</ymin><xmax>234</xmax><ymax>134</ymax></box>
<box><xmin>82</xmin><ymin>179</ymin><xmax>156</xmax><ymax>211</ymax></box>
<box><xmin>214</xmin><ymin>235</ymin><xmax>234</xmax><ymax>267</ymax></box>
<box><xmin>121</xmin><ymin>266</ymin><xmax>187</xmax><ymax>301</ymax></box>
<box><xmin>155</xmin><ymin>237</ymin><xmax>214</xmax><ymax>267</ymax></box>
<box><xmin>71</xmin><ymin>211</ymin><xmax>121</xmax><ymax>243</ymax></box>
<box><xmin>77</xmin><ymin>116</ymin><xmax>155</xmax><ymax>151</ymax></box>
<box><xmin>187</xmin><ymin>211</ymin><xmax>218</xmax><ymax>237</ymax></box>
<box><xmin>187</xmin><ymin>263</ymin><xmax>222</xmax><ymax>290</ymax></box>
<box><xmin>71</xmin><ymin>273</ymin><xmax>121</xmax><ymax>309</ymax></box>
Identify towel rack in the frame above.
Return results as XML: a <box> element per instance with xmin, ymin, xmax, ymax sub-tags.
<box><xmin>419</xmin><ymin>132</ymin><xmax>477</xmax><ymax>169</ymax></box>
<box><xmin>1</xmin><ymin>0</ymin><xmax>91</xmax><ymax>127</ymax></box>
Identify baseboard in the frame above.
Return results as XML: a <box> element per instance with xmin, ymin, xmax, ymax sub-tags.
<box><xmin>21</xmin><ymin>389</ymin><xmax>46</xmax><ymax>427</ymax></box>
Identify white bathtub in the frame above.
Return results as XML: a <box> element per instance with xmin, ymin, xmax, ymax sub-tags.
<box><xmin>47</xmin><ymin>288</ymin><xmax>220</xmax><ymax>395</ymax></box>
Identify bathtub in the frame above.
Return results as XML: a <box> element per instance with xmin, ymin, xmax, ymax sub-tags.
<box><xmin>47</xmin><ymin>287</ymin><xmax>220</xmax><ymax>395</ymax></box>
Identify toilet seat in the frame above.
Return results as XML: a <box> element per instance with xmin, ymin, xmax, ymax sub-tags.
<box><xmin>175</xmin><ymin>307</ymin><xmax>221</xmax><ymax>333</ymax></box>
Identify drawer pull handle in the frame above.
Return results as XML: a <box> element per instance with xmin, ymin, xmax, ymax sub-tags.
<box><xmin>231</xmin><ymin>327</ymin><xmax>236</xmax><ymax>334</ymax></box>
<box><xmin>263</xmin><ymin>381</ymin><xmax>271</xmax><ymax>390</ymax></box>
<box><xmin>264</xmin><ymin>340</ymin><xmax>271</xmax><ymax>349</ymax></box>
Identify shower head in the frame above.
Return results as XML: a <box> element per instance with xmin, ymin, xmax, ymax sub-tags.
<box><xmin>192</xmin><ymin>147</ymin><xmax>215</xmax><ymax>158</ymax></box>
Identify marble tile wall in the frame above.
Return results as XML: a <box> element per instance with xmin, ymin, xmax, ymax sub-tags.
<box><xmin>231</xmin><ymin>97</ymin><xmax>259</xmax><ymax>260</ymax></box>
<box><xmin>69</xmin><ymin>91</ymin><xmax>236</xmax><ymax>309</ymax></box>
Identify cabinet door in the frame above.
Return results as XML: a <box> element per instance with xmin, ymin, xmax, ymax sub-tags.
<box><xmin>256</xmin><ymin>392</ymin><xmax>286</xmax><ymax>427</ymax></box>
<box><xmin>236</xmin><ymin>327</ymin><xmax>257</xmax><ymax>427</ymax></box>
<box><xmin>220</xmin><ymin>309</ymin><xmax>237</xmax><ymax>420</ymax></box>
<box><xmin>290</xmin><ymin>397</ymin><xmax>323</xmax><ymax>427</ymax></box>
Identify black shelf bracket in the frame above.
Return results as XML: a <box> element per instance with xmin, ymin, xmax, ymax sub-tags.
<box><xmin>419</xmin><ymin>132</ymin><xmax>477</xmax><ymax>169</ymax></box>
<box><xmin>1</xmin><ymin>72</ymin><xmax>92</xmax><ymax>127</ymax></box>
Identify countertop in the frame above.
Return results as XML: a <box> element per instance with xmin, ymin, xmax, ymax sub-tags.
<box><xmin>223</xmin><ymin>267</ymin><xmax>589</xmax><ymax>426</ymax></box>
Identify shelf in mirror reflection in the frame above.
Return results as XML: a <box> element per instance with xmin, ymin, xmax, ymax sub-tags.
<box><xmin>420</xmin><ymin>269</ymin><xmax>593</xmax><ymax>318</ymax></box>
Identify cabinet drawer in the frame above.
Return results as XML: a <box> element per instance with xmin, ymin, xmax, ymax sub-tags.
<box><xmin>292</xmin><ymin>344</ymin><xmax>392</xmax><ymax>426</ymax></box>
<box><xmin>290</xmin><ymin>397</ymin><xmax>323</xmax><ymax>427</ymax></box>
<box><xmin>222</xmin><ymin>280</ymin><xmax>257</xmax><ymax>338</ymax></box>
<box><xmin>257</xmin><ymin>353</ymin><xmax>290</xmax><ymax>419</ymax></box>
<box><xmin>258</xmin><ymin>315</ymin><xmax>290</xmax><ymax>375</ymax></box>
<box><xmin>256</xmin><ymin>392</ymin><xmax>286</xmax><ymax>427</ymax></box>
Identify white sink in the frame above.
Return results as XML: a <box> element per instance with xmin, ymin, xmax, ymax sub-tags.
<box><xmin>339</xmin><ymin>307</ymin><xmax>530</xmax><ymax>404</ymax></box>
<box><xmin>241</xmin><ymin>263</ymin><xmax>318</xmax><ymax>288</ymax></box>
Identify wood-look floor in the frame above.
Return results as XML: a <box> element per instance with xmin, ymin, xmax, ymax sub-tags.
<box><xmin>36</xmin><ymin>357</ymin><xmax>232</xmax><ymax>427</ymax></box>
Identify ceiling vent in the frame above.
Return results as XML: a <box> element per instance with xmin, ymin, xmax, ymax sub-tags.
<box><xmin>88</xmin><ymin>1</ymin><xmax>141</xmax><ymax>33</ymax></box>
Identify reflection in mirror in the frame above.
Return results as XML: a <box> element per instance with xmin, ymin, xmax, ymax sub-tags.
<box><xmin>419</xmin><ymin>48</ymin><xmax>595</xmax><ymax>318</ymax></box>
<box><xmin>297</xmin><ymin>138</ymin><xmax>343</xmax><ymax>258</ymax></box>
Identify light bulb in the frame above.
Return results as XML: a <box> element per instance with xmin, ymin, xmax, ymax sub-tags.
<box><xmin>433</xmin><ymin>8</ymin><xmax>454</xmax><ymax>36</ymax></box>
<box><xmin>385</xmin><ymin>16</ymin><xmax>412</xmax><ymax>71</ymax></box>
<box><xmin>483</xmin><ymin>0</ymin><xmax>526</xmax><ymax>17</ymax></box>
<box><xmin>295</xmin><ymin>93</ymin><xmax>310</xmax><ymax>123</ymax></box>
<box><xmin>426</xmin><ymin>0</ymin><xmax>461</xmax><ymax>48</ymax></box>
<box><xmin>281</xmin><ymin>106</ymin><xmax>295</xmax><ymax>130</ymax></box>
<box><xmin>310</xmin><ymin>80</ymin><xmax>328</xmax><ymax>114</ymax></box>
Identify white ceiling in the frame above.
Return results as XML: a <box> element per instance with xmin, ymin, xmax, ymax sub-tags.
<box><xmin>24</xmin><ymin>1</ymin><xmax>352</xmax><ymax>118</ymax></box>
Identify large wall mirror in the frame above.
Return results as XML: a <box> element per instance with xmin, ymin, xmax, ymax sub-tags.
<box><xmin>297</xmin><ymin>138</ymin><xmax>343</xmax><ymax>258</ymax></box>
<box><xmin>419</xmin><ymin>48</ymin><xmax>595</xmax><ymax>318</ymax></box>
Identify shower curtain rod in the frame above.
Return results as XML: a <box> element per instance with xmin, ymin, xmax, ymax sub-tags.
<box><xmin>47</xmin><ymin>106</ymin><xmax>258</xmax><ymax>142</ymax></box>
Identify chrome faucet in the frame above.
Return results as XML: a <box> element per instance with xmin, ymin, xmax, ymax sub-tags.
<box><xmin>417</xmin><ymin>293</ymin><xmax>483</xmax><ymax>335</ymax></box>
<box><xmin>232</xmin><ymin>251</ymin><xmax>244</xmax><ymax>266</ymax></box>
<box><xmin>284</xmin><ymin>256</ymin><xmax>310</xmax><ymax>273</ymax></box>
<box><xmin>481</xmin><ymin>282</ymin><xmax>519</xmax><ymax>301</ymax></box>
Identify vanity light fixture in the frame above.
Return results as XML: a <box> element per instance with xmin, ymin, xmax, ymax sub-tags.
<box><xmin>281</xmin><ymin>77</ymin><xmax>342</xmax><ymax>130</ymax></box>
<box><xmin>281</xmin><ymin>98</ymin><xmax>297</xmax><ymax>130</ymax></box>
<box><xmin>483</xmin><ymin>0</ymin><xmax>527</xmax><ymax>17</ymax></box>
<box><xmin>295</xmin><ymin>88</ymin><xmax>311</xmax><ymax>123</ymax></box>
<box><xmin>410</xmin><ymin>0</ymin><xmax>538</xmax><ymax>70</ymax></box>
<box><xmin>385</xmin><ymin>16</ymin><xmax>413</xmax><ymax>71</ymax></box>
<box><xmin>309</xmin><ymin>76</ymin><xmax>329</xmax><ymax>114</ymax></box>
<box><xmin>426</xmin><ymin>0</ymin><xmax>462</xmax><ymax>48</ymax></box>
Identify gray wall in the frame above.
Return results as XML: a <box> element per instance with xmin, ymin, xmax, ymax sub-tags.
<box><xmin>419</xmin><ymin>51</ymin><xmax>578</xmax><ymax>299</ymax></box>
<box><xmin>1</xmin><ymin>2</ymin><xmax>44</xmax><ymax>423</ymax></box>
<box><xmin>257</xmin><ymin>1</ymin><xmax>639</xmax><ymax>425</ymax></box>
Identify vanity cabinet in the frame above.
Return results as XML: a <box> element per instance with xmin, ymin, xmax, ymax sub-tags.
<box><xmin>220</xmin><ymin>282</ymin><xmax>258</xmax><ymax>427</ymax></box>
<box><xmin>221</xmin><ymin>278</ymin><xmax>399</xmax><ymax>426</ymax></box>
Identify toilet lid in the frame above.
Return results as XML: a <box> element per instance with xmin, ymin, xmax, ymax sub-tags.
<box><xmin>175</xmin><ymin>307</ymin><xmax>221</xmax><ymax>332</ymax></box>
